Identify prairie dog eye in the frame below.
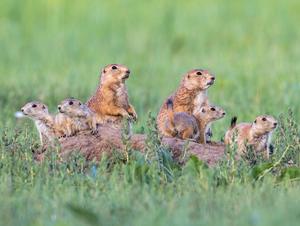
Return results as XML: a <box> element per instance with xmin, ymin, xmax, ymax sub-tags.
<box><xmin>262</xmin><ymin>117</ymin><xmax>267</xmax><ymax>121</ymax></box>
<box><xmin>69</xmin><ymin>101</ymin><xmax>74</xmax><ymax>105</ymax></box>
<box><xmin>32</xmin><ymin>104</ymin><xmax>37</xmax><ymax>108</ymax></box>
<box><xmin>210</xmin><ymin>107</ymin><xmax>216</xmax><ymax>111</ymax></box>
<box><xmin>196</xmin><ymin>71</ymin><xmax>202</xmax><ymax>75</ymax></box>
<box><xmin>112</xmin><ymin>65</ymin><xmax>118</xmax><ymax>70</ymax></box>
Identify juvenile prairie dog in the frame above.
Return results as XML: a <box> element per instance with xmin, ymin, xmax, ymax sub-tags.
<box><xmin>21</xmin><ymin>101</ymin><xmax>55</xmax><ymax>146</ymax></box>
<box><xmin>58</xmin><ymin>98</ymin><xmax>97</xmax><ymax>134</ymax></box>
<box><xmin>193</xmin><ymin>105</ymin><xmax>226</xmax><ymax>144</ymax></box>
<box><xmin>55</xmin><ymin>100</ymin><xmax>79</xmax><ymax>137</ymax></box>
<box><xmin>86</xmin><ymin>64</ymin><xmax>137</xmax><ymax>125</ymax></box>
<box><xmin>165</xmin><ymin>98</ymin><xmax>200</xmax><ymax>141</ymax></box>
<box><xmin>157</xmin><ymin>69</ymin><xmax>215</xmax><ymax>136</ymax></box>
<box><xmin>224</xmin><ymin>115</ymin><xmax>278</xmax><ymax>159</ymax></box>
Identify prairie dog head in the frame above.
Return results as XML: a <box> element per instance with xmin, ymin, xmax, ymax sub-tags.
<box><xmin>182</xmin><ymin>69</ymin><xmax>215</xmax><ymax>91</ymax></box>
<box><xmin>252</xmin><ymin>115</ymin><xmax>277</xmax><ymax>136</ymax></box>
<box><xmin>57</xmin><ymin>98</ymin><xmax>86</xmax><ymax>117</ymax></box>
<box><xmin>21</xmin><ymin>101</ymin><xmax>49</xmax><ymax>120</ymax></box>
<box><xmin>100</xmin><ymin>64</ymin><xmax>131</xmax><ymax>84</ymax></box>
<box><xmin>196</xmin><ymin>105</ymin><xmax>226</xmax><ymax>122</ymax></box>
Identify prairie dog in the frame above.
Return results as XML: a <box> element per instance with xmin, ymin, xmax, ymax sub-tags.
<box><xmin>54</xmin><ymin>99</ymin><xmax>79</xmax><ymax>137</ymax></box>
<box><xmin>21</xmin><ymin>101</ymin><xmax>55</xmax><ymax>146</ymax></box>
<box><xmin>165</xmin><ymin>99</ymin><xmax>200</xmax><ymax>141</ymax></box>
<box><xmin>194</xmin><ymin>105</ymin><xmax>226</xmax><ymax>144</ymax></box>
<box><xmin>58</xmin><ymin>98</ymin><xmax>97</xmax><ymax>133</ymax></box>
<box><xmin>86</xmin><ymin>64</ymin><xmax>137</xmax><ymax>126</ymax></box>
<box><xmin>225</xmin><ymin>115</ymin><xmax>277</xmax><ymax>159</ymax></box>
<box><xmin>157</xmin><ymin>69</ymin><xmax>215</xmax><ymax>136</ymax></box>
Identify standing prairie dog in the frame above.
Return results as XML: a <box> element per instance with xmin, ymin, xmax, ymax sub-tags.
<box><xmin>157</xmin><ymin>69</ymin><xmax>215</xmax><ymax>137</ymax></box>
<box><xmin>225</xmin><ymin>115</ymin><xmax>277</xmax><ymax>159</ymax></box>
<box><xmin>58</xmin><ymin>98</ymin><xmax>98</xmax><ymax>134</ymax></box>
<box><xmin>21</xmin><ymin>101</ymin><xmax>56</xmax><ymax>146</ymax></box>
<box><xmin>193</xmin><ymin>105</ymin><xmax>226</xmax><ymax>144</ymax></box>
<box><xmin>165</xmin><ymin>98</ymin><xmax>200</xmax><ymax>141</ymax></box>
<box><xmin>86</xmin><ymin>64</ymin><xmax>137</xmax><ymax>126</ymax></box>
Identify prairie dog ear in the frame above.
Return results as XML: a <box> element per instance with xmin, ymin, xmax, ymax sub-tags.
<box><xmin>254</xmin><ymin>119</ymin><xmax>257</xmax><ymax>124</ymax></box>
<box><xmin>102</xmin><ymin>67</ymin><xmax>106</xmax><ymax>74</ymax></box>
<box><xmin>201</xmin><ymin>107</ymin><xmax>206</xmax><ymax>113</ymax></box>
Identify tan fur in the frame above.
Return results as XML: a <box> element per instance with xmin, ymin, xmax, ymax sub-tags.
<box><xmin>21</xmin><ymin>101</ymin><xmax>55</xmax><ymax>146</ymax></box>
<box><xmin>165</xmin><ymin>99</ymin><xmax>199</xmax><ymax>140</ymax></box>
<box><xmin>225</xmin><ymin>115</ymin><xmax>277</xmax><ymax>159</ymax></box>
<box><xmin>194</xmin><ymin>105</ymin><xmax>226</xmax><ymax>144</ymax></box>
<box><xmin>58</xmin><ymin>98</ymin><xmax>98</xmax><ymax>134</ymax></box>
<box><xmin>157</xmin><ymin>69</ymin><xmax>215</xmax><ymax>136</ymax></box>
<box><xmin>86</xmin><ymin>64</ymin><xmax>137</xmax><ymax>126</ymax></box>
<box><xmin>54</xmin><ymin>113</ymin><xmax>76</xmax><ymax>137</ymax></box>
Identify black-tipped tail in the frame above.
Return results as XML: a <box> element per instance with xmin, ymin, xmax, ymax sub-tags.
<box><xmin>166</xmin><ymin>98</ymin><xmax>175</xmax><ymax>128</ymax></box>
<box><xmin>166</xmin><ymin>98</ymin><xmax>173</xmax><ymax>109</ymax></box>
<box><xmin>230</xmin><ymin>116</ymin><xmax>237</xmax><ymax>129</ymax></box>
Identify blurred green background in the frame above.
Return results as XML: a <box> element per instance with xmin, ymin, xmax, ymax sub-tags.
<box><xmin>0</xmin><ymin>0</ymin><xmax>299</xmax><ymax>136</ymax></box>
<box><xmin>0</xmin><ymin>1</ymin><xmax>300</xmax><ymax>226</ymax></box>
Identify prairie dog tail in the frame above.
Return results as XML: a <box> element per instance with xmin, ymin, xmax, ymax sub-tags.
<box><xmin>166</xmin><ymin>98</ymin><xmax>175</xmax><ymax>127</ymax></box>
<box><xmin>230</xmin><ymin>116</ymin><xmax>237</xmax><ymax>129</ymax></box>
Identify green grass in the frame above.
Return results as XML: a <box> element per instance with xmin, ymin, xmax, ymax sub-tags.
<box><xmin>0</xmin><ymin>0</ymin><xmax>300</xmax><ymax>225</ymax></box>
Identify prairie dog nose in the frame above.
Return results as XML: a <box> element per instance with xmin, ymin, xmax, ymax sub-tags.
<box><xmin>125</xmin><ymin>70</ymin><xmax>130</xmax><ymax>74</ymax></box>
<box><xmin>21</xmin><ymin>108</ymin><xmax>24</xmax><ymax>112</ymax></box>
<box><xmin>211</xmin><ymin>76</ymin><xmax>215</xmax><ymax>81</ymax></box>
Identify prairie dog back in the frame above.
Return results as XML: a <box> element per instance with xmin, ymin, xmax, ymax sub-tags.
<box><xmin>165</xmin><ymin>98</ymin><xmax>200</xmax><ymax>141</ymax></box>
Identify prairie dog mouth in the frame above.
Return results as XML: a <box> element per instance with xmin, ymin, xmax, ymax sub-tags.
<box><xmin>206</xmin><ymin>80</ymin><xmax>214</xmax><ymax>86</ymax></box>
<box><xmin>122</xmin><ymin>73</ymin><xmax>130</xmax><ymax>80</ymax></box>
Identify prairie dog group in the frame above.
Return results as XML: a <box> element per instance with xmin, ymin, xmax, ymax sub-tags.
<box><xmin>157</xmin><ymin>67</ymin><xmax>277</xmax><ymax>158</ymax></box>
<box><xmin>20</xmin><ymin>64</ymin><xmax>278</xmax><ymax>161</ymax></box>
<box><xmin>165</xmin><ymin>98</ymin><xmax>226</xmax><ymax>143</ymax></box>
<box><xmin>157</xmin><ymin>69</ymin><xmax>215</xmax><ymax>137</ymax></box>
<box><xmin>21</xmin><ymin>98</ymin><xmax>98</xmax><ymax>146</ymax></box>
<box><xmin>21</xmin><ymin>63</ymin><xmax>138</xmax><ymax>146</ymax></box>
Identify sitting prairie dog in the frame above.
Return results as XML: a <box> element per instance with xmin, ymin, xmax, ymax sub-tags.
<box><xmin>193</xmin><ymin>105</ymin><xmax>226</xmax><ymax>144</ymax></box>
<box><xmin>55</xmin><ymin>100</ymin><xmax>79</xmax><ymax>137</ymax></box>
<box><xmin>224</xmin><ymin>115</ymin><xmax>277</xmax><ymax>159</ymax></box>
<box><xmin>86</xmin><ymin>64</ymin><xmax>137</xmax><ymax>126</ymax></box>
<box><xmin>21</xmin><ymin>101</ymin><xmax>55</xmax><ymax>146</ymax></box>
<box><xmin>165</xmin><ymin>98</ymin><xmax>200</xmax><ymax>141</ymax></box>
<box><xmin>58</xmin><ymin>98</ymin><xmax>98</xmax><ymax>134</ymax></box>
<box><xmin>157</xmin><ymin>69</ymin><xmax>215</xmax><ymax>137</ymax></box>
